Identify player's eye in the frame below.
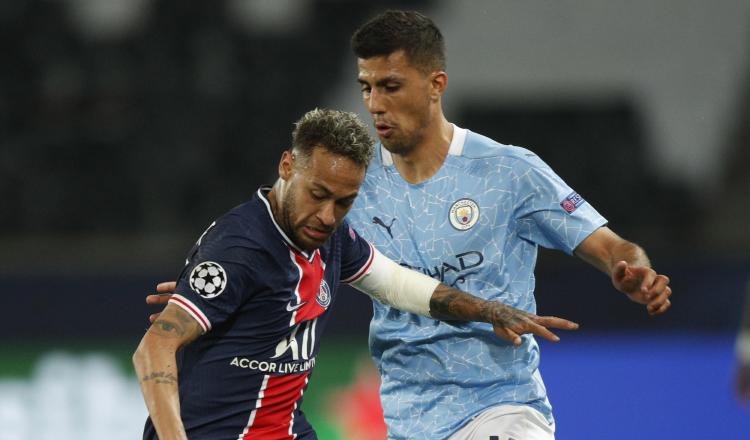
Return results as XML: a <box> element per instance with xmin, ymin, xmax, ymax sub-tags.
<box><xmin>385</xmin><ymin>84</ymin><xmax>400</xmax><ymax>92</ymax></box>
<box><xmin>311</xmin><ymin>191</ymin><xmax>326</xmax><ymax>201</ymax></box>
<box><xmin>336</xmin><ymin>198</ymin><xmax>355</xmax><ymax>209</ymax></box>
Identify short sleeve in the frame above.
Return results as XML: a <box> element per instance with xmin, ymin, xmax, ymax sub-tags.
<box><xmin>338</xmin><ymin>220</ymin><xmax>375</xmax><ymax>284</ymax></box>
<box><xmin>513</xmin><ymin>153</ymin><xmax>608</xmax><ymax>254</ymax></box>
<box><xmin>170</xmin><ymin>219</ymin><xmax>261</xmax><ymax>333</ymax></box>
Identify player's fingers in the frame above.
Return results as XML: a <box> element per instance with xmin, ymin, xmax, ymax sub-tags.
<box><xmin>493</xmin><ymin>326</ymin><xmax>522</xmax><ymax>346</ymax></box>
<box><xmin>649</xmin><ymin>298</ymin><xmax>671</xmax><ymax>316</ymax></box>
<box><xmin>534</xmin><ymin>316</ymin><xmax>579</xmax><ymax>331</ymax></box>
<box><xmin>156</xmin><ymin>281</ymin><xmax>177</xmax><ymax>293</ymax></box>
<box><xmin>638</xmin><ymin>268</ymin><xmax>658</xmax><ymax>293</ymax></box>
<box><xmin>146</xmin><ymin>294</ymin><xmax>172</xmax><ymax>305</ymax></box>
<box><xmin>523</xmin><ymin>321</ymin><xmax>560</xmax><ymax>342</ymax></box>
<box><xmin>647</xmin><ymin>287</ymin><xmax>672</xmax><ymax>314</ymax></box>
<box><xmin>645</xmin><ymin>274</ymin><xmax>670</xmax><ymax>300</ymax></box>
<box><xmin>149</xmin><ymin>312</ymin><xmax>161</xmax><ymax>323</ymax></box>
<box><xmin>612</xmin><ymin>261</ymin><xmax>628</xmax><ymax>281</ymax></box>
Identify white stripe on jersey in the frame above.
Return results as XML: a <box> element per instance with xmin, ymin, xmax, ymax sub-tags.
<box><xmin>236</xmin><ymin>374</ymin><xmax>270</xmax><ymax>440</ymax></box>
<box><xmin>288</xmin><ymin>375</ymin><xmax>309</xmax><ymax>439</ymax></box>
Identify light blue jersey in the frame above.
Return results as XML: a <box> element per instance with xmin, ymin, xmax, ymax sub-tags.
<box><xmin>346</xmin><ymin>126</ymin><xmax>607</xmax><ymax>439</ymax></box>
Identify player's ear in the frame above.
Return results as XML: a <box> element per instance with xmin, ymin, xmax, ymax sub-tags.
<box><xmin>279</xmin><ymin>150</ymin><xmax>294</xmax><ymax>180</ymax></box>
<box><xmin>430</xmin><ymin>71</ymin><xmax>448</xmax><ymax>101</ymax></box>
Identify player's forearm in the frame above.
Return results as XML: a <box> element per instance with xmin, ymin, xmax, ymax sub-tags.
<box><xmin>576</xmin><ymin>228</ymin><xmax>650</xmax><ymax>276</ymax></box>
<box><xmin>429</xmin><ymin>284</ymin><xmax>504</xmax><ymax>324</ymax></box>
<box><xmin>133</xmin><ymin>336</ymin><xmax>187</xmax><ymax>440</ymax></box>
<box><xmin>352</xmin><ymin>248</ymin><xmax>523</xmax><ymax>323</ymax></box>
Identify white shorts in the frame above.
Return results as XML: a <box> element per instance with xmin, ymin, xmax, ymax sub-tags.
<box><xmin>447</xmin><ymin>405</ymin><xmax>555</xmax><ymax>440</ymax></box>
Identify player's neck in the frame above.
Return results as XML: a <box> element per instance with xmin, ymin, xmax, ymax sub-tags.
<box><xmin>391</xmin><ymin>117</ymin><xmax>453</xmax><ymax>185</ymax></box>
<box><xmin>266</xmin><ymin>183</ymin><xmax>281</xmax><ymax>225</ymax></box>
<box><xmin>266</xmin><ymin>182</ymin><xmax>286</xmax><ymax>232</ymax></box>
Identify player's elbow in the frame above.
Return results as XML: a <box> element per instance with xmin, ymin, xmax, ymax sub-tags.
<box><xmin>132</xmin><ymin>337</ymin><xmax>149</xmax><ymax>376</ymax></box>
<box><xmin>132</xmin><ymin>332</ymin><xmax>164</xmax><ymax>376</ymax></box>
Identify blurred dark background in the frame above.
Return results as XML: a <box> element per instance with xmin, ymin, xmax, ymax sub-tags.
<box><xmin>2</xmin><ymin>1</ymin><xmax>749</xmax><ymax>438</ymax></box>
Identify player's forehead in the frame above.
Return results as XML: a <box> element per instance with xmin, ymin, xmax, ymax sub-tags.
<box><xmin>357</xmin><ymin>50</ymin><xmax>418</xmax><ymax>83</ymax></box>
<box><xmin>299</xmin><ymin>147</ymin><xmax>365</xmax><ymax>194</ymax></box>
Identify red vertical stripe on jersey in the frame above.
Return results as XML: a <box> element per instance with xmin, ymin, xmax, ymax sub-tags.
<box><xmin>242</xmin><ymin>373</ymin><xmax>310</xmax><ymax>439</ymax></box>
<box><xmin>290</xmin><ymin>249</ymin><xmax>326</xmax><ymax>324</ymax></box>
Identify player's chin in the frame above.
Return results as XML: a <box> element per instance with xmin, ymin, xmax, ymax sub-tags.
<box><xmin>298</xmin><ymin>228</ymin><xmax>332</xmax><ymax>250</ymax></box>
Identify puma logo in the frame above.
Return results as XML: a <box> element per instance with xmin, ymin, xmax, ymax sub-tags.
<box><xmin>372</xmin><ymin>216</ymin><xmax>396</xmax><ymax>239</ymax></box>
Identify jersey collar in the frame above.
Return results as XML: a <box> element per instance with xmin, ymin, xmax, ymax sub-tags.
<box><xmin>380</xmin><ymin>124</ymin><xmax>467</xmax><ymax>166</ymax></box>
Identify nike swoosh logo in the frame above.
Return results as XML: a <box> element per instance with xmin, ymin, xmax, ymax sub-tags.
<box><xmin>286</xmin><ymin>301</ymin><xmax>307</xmax><ymax>312</ymax></box>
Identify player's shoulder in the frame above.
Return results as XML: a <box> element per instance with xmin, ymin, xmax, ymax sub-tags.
<box><xmin>199</xmin><ymin>190</ymin><xmax>274</xmax><ymax>251</ymax></box>
<box><xmin>459</xmin><ymin>129</ymin><xmax>548</xmax><ymax>171</ymax></box>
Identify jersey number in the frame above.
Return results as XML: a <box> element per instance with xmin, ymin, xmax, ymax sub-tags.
<box><xmin>271</xmin><ymin>318</ymin><xmax>318</xmax><ymax>361</ymax></box>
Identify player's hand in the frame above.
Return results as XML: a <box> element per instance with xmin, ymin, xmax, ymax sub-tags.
<box><xmin>487</xmin><ymin>302</ymin><xmax>579</xmax><ymax>346</ymax></box>
<box><xmin>737</xmin><ymin>363</ymin><xmax>750</xmax><ymax>404</ymax></box>
<box><xmin>611</xmin><ymin>261</ymin><xmax>672</xmax><ymax>316</ymax></box>
<box><xmin>146</xmin><ymin>281</ymin><xmax>176</xmax><ymax>323</ymax></box>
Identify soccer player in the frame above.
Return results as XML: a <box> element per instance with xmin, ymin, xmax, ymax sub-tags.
<box><xmin>344</xmin><ymin>10</ymin><xmax>673</xmax><ymax>439</ymax></box>
<box><xmin>133</xmin><ymin>108</ymin><xmax>579</xmax><ymax>440</ymax></box>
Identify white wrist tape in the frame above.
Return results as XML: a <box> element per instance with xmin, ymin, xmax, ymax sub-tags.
<box><xmin>737</xmin><ymin>331</ymin><xmax>750</xmax><ymax>364</ymax></box>
<box><xmin>350</xmin><ymin>247</ymin><xmax>438</xmax><ymax>317</ymax></box>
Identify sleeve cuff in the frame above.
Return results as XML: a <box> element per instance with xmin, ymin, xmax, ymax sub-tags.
<box><xmin>341</xmin><ymin>242</ymin><xmax>375</xmax><ymax>284</ymax></box>
<box><xmin>169</xmin><ymin>294</ymin><xmax>211</xmax><ymax>333</ymax></box>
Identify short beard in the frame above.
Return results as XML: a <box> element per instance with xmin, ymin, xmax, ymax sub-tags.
<box><xmin>380</xmin><ymin>137</ymin><xmax>415</xmax><ymax>156</ymax></box>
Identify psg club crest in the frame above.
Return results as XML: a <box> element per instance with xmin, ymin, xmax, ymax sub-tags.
<box><xmin>449</xmin><ymin>198</ymin><xmax>479</xmax><ymax>230</ymax></box>
<box><xmin>189</xmin><ymin>261</ymin><xmax>227</xmax><ymax>299</ymax></box>
<box><xmin>316</xmin><ymin>279</ymin><xmax>331</xmax><ymax>308</ymax></box>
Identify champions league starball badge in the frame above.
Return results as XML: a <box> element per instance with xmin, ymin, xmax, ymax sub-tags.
<box><xmin>449</xmin><ymin>198</ymin><xmax>479</xmax><ymax>230</ymax></box>
<box><xmin>189</xmin><ymin>261</ymin><xmax>227</xmax><ymax>298</ymax></box>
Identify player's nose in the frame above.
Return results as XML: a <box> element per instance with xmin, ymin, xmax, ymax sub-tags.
<box><xmin>316</xmin><ymin>202</ymin><xmax>336</xmax><ymax>227</ymax></box>
<box><xmin>366</xmin><ymin>89</ymin><xmax>386</xmax><ymax>115</ymax></box>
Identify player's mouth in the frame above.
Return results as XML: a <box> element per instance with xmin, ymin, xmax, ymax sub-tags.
<box><xmin>303</xmin><ymin>226</ymin><xmax>332</xmax><ymax>242</ymax></box>
<box><xmin>375</xmin><ymin>122</ymin><xmax>394</xmax><ymax>138</ymax></box>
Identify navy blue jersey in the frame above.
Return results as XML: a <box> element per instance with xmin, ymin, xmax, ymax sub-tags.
<box><xmin>143</xmin><ymin>187</ymin><xmax>374</xmax><ymax>440</ymax></box>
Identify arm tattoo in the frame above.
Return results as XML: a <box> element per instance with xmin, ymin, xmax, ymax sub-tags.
<box><xmin>150</xmin><ymin>306</ymin><xmax>203</xmax><ymax>339</ymax></box>
<box><xmin>140</xmin><ymin>371</ymin><xmax>178</xmax><ymax>385</ymax></box>
<box><xmin>429</xmin><ymin>284</ymin><xmax>525</xmax><ymax>327</ymax></box>
<box><xmin>151</xmin><ymin>318</ymin><xmax>187</xmax><ymax>338</ymax></box>
<box><xmin>176</xmin><ymin>308</ymin><xmax>204</xmax><ymax>338</ymax></box>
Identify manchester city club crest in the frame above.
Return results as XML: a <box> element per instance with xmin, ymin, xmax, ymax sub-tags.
<box><xmin>449</xmin><ymin>198</ymin><xmax>479</xmax><ymax>230</ymax></box>
<box><xmin>316</xmin><ymin>279</ymin><xmax>331</xmax><ymax>308</ymax></box>
<box><xmin>189</xmin><ymin>261</ymin><xmax>227</xmax><ymax>299</ymax></box>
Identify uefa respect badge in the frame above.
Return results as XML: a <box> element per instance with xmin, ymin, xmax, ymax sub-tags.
<box><xmin>560</xmin><ymin>191</ymin><xmax>586</xmax><ymax>214</ymax></box>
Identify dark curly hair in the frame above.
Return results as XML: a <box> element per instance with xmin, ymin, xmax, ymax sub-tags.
<box><xmin>351</xmin><ymin>10</ymin><xmax>446</xmax><ymax>74</ymax></box>
<box><xmin>291</xmin><ymin>108</ymin><xmax>374</xmax><ymax>168</ymax></box>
